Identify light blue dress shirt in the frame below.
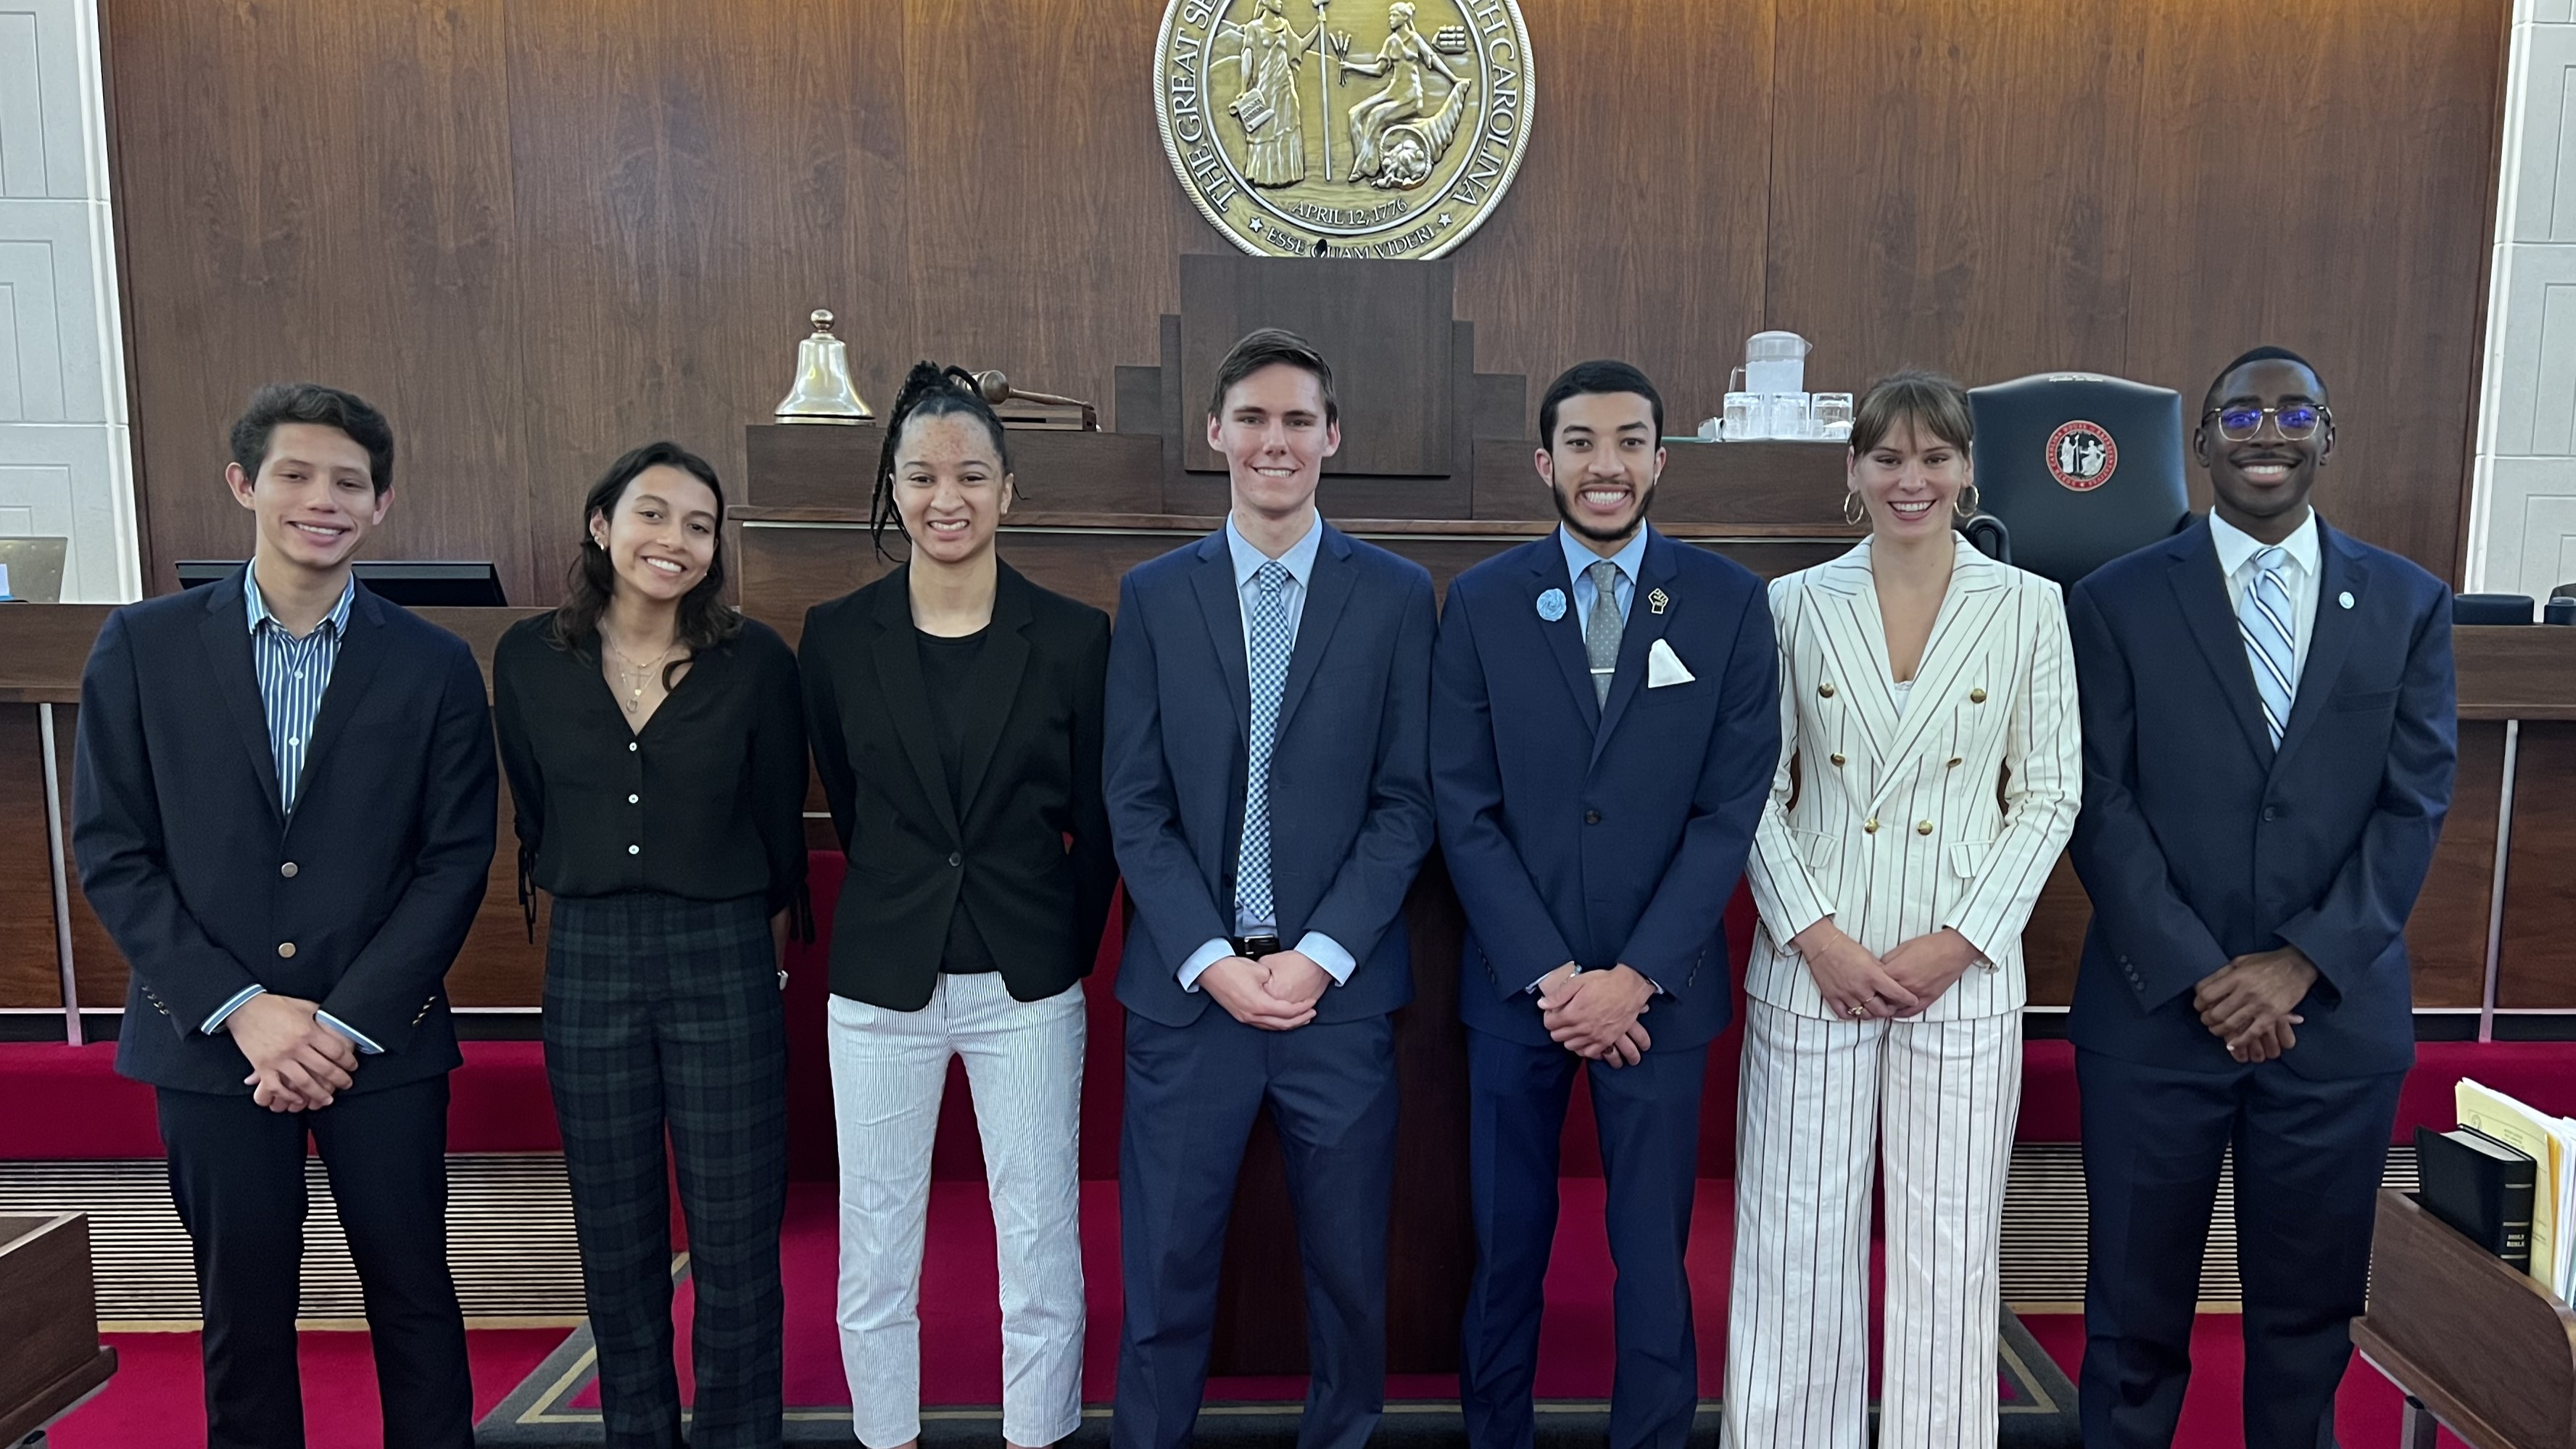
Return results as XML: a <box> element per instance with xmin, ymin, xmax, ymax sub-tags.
<box><xmin>1560</xmin><ymin>524</ymin><xmax>1648</xmax><ymax>634</ymax></box>
<box><xmin>201</xmin><ymin>568</ymin><xmax>381</xmax><ymax>1054</ymax></box>
<box><xmin>1177</xmin><ymin>512</ymin><xmax>1357</xmax><ymax>992</ymax></box>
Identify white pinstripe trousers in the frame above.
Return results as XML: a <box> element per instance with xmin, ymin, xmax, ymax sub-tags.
<box><xmin>1723</xmin><ymin>1000</ymin><xmax>2022</xmax><ymax>1449</ymax></box>
<box><xmin>827</xmin><ymin>976</ymin><xmax>1087</xmax><ymax>1449</ymax></box>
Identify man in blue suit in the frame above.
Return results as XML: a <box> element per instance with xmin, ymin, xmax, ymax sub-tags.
<box><xmin>74</xmin><ymin>384</ymin><xmax>497</xmax><ymax>1449</ymax></box>
<box><xmin>2067</xmin><ymin>347</ymin><xmax>2456</xmax><ymax>1449</ymax></box>
<box><xmin>1432</xmin><ymin>360</ymin><xmax>1778</xmax><ymax>1449</ymax></box>
<box><xmin>1105</xmin><ymin>328</ymin><xmax>1437</xmax><ymax>1449</ymax></box>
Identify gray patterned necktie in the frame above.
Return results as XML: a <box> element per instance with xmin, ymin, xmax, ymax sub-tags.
<box><xmin>1238</xmin><ymin>561</ymin><xmax>1293</xmax><ymax>925</ymax></box>
<box><xmin>1585</xmin><ymin>559</ymin><xmax>1623</xmax><ymax>706</ymax></box>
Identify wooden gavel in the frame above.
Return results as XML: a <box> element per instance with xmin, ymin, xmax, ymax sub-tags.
<box><xmin>969</xmin><ymin>371</ymin><xmax>1098</xmax><ymax>431</ymax></box>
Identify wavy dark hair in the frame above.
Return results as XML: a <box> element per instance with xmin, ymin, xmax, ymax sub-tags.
<box><xmin>549</xmin><ymin>441</ymin><xmax>743</xmax><ymax>683</ymax></box>
<box><xmin>870</xmin><ymin>361</ymin><xmax>1016</xmax><ymax>561</ymax></box>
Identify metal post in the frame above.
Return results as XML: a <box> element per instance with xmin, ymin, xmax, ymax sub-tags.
<box><xmin>2480</xmin><ymin>719</ymin><xmax>2518</xmax><ymax>1044</ymax></box>
<box><xmin>39</xmin><ymin>703</ymin><xmax>82</xmax><ymax>1046</ymax></box>
<box><xmin>2400</xmin><ymin>1395</ymin><xmax>2439</xmax><ymax>1449</ymax></box>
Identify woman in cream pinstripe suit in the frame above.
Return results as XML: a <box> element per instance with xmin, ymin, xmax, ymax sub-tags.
<box><xmin>1724</xmin><ymin>370</ymin><xmax>2080</xmax><ymax>1448</ymax></box>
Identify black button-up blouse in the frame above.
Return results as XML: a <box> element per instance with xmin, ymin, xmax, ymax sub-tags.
<box><xmin>492</xmin><ymin>613</ymin><xmax>808</xmax><ymax>922</ymax></box>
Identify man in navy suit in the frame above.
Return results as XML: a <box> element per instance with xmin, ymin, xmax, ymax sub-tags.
<box><xmin>1431</xmin><ymin>360</ymin><xmax>1778</xmax><ymax>1449</ymax></box>
<box><xmin>1105</xmin><ymin>329</ymin><xmax>1437</xmax><ymax>1449</ymax></box>
<box><xmin>2067</xmin><ymin>347</ymin><xmax>2456</xmax><ymax>1449</ymax></box>
<box><xmin>74</xmin><ymin>384</ymin><xmax>497</xmax><ymax>1449</ymax></box>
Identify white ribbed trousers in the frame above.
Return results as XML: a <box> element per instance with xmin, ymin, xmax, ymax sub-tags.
<box><xmin>827</xmin><ymin>975</ymin><xmax>1086</xmax><ymax>1448</ymax></box>
<box><xmin>1723</xmin><ymin>1000</ymin><xmax>2022</xmax><ymax>1449</ymax></box>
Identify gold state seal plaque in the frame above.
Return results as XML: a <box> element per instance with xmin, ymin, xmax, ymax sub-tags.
<box><xmin>1154</xmin><ymin>0</ymin><xmax>1534</xmax><ymax>260</ymax></box>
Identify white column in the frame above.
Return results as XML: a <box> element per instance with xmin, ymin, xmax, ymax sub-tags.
<box><xmin>2468</xmin><ymin>0</ymin><xmax>2576</xmax><ymax>608</ymax></box>
<box><xmin>0</xmin><ymin>0</ymin><xmax>138</xmax><ymax>603</ymax></box>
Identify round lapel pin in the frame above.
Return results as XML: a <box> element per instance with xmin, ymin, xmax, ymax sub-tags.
<box><xmin>1536</xmin><ymin>588</ymin><xmax>1567</xmax><ymax>622</ymax></box>
<box><xmin>2338</xmin><ymin>591</ymin><xmax>2354</xmax><ymax>609</ymax></box>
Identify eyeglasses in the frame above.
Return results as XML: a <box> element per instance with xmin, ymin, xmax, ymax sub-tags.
<box><xmin>2206</xmin><ymin>403</ymin><xmax>2329</xmax><ymax>442</ymax></box>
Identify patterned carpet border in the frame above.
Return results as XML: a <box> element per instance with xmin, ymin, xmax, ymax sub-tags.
<box><xmin>473</xmin><ymin>1266</ymin><xmax>2078</xmax><ymax>1447</ymax></box>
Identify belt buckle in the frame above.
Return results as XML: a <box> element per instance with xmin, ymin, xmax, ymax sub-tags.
<box><xmin>1234</xmin><ymin>934</ymin><xmax>1283</xmax><ymax>960</ymax></box>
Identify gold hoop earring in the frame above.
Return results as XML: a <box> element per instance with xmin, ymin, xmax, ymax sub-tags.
<box><xmin>1843</xmin><ymin>491</ymin><xmax>1866</xmax><ymax>527</ymax></box>
<box><xmin>1955</xmin><ymin>483</ymin><xmax>1981</xmax><ymax>519</ymax></box>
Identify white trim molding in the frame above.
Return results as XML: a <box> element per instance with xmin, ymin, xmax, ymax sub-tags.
<box><xmin>0</xmin><ymin>0</ymin><xmax>138</xmax><ymax>603</ymax></box>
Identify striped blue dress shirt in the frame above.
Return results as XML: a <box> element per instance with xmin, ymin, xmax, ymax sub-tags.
<box><xmin>201</xmin><ymin>569</ymin><xmax>380</xmax><ymax>1052</ymax></box>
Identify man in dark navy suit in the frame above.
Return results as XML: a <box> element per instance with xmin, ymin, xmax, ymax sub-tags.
<box><xmin>1104</xmin><ymin>329</ymin><xmax>1436</xmax><ymax>1449</ymax></box>
<box><xmin>2067</xmin><ymin>347</ymin><xmax>2456</xmax><ymax>1449</ymax></box>
<box><xmin>1431</xmin><ymin>360</ymin><xmax>1778</xmax><ymax>1449</ymax></box>
<box><xmin>74</xmin><ymin>384</ymin><xmax>497</xmax><ymax>1449</ymax></box>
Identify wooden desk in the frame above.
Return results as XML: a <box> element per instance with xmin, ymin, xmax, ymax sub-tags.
<box><xmin>0</xmin><ymin>1213</ymin><xmax>117</xmax><ymax>1447</ymax></box>
<box><xmin>2354</xmin><ymin>1189</ymin><xmax>2576</xmax><ymax>1448</ymax></box>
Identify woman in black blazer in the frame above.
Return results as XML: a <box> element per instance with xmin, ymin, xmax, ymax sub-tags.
<box><xmin>800</xmin><ymin>365</ymin><xmax>1114</xmax><ymax>1449</ymax></box>
<box><xmin>493</xmin><ymin>442</ymin><xmax>806</xmax><ymax>1449</ymax></box>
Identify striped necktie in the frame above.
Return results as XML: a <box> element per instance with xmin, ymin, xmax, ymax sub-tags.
<box><xmin>2239</xmin><ymin>545</ymin><xmax>2296</xmax><ymax>748</ymax></box>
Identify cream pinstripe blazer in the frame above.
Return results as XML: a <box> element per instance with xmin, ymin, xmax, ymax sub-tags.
<box><xmin>1744</xmin><ymin>536</ymin><xmax>2081</xmax><ymax>1021</ymax></box>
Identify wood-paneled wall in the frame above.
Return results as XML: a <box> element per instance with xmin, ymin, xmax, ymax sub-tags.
<box><xmin>104</xmin><ymin>0</ymin><xmax>2506</xmax><ymax>599</ymax></box>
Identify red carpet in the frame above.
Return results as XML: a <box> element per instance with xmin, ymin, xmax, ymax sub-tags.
<box><xmin>44</xmin><ymin>1327</ymin><xmax>563</xmax><ymax>1449</ymax></box>
<box><xmin>494</xmin><ymin>1176</ymin><xmax>2066</xmax><ymax>1422</ymax></box>
<box><xmin>2021</xmin><ymin>1310</ymin><xmax>2474</xmax><ymax>1447</ymax></box>
<box><xmin>50</xmin><ymin>1314</ymin><xmax>2474</xmax><ymax>1448</ymax></box>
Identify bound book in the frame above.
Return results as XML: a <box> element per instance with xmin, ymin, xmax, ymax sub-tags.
<box><xmin>2416</xmin><ymin>1123</ymin><xmax>2538</xmax><ymax>1273</ymax></box>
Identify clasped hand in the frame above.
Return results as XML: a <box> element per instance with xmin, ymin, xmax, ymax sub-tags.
<box><xmin>1201</xmin><ymin>950</ymin><xmax>1329</xmax><ymax>1031</ymax></box>
<box><xmin>2193</xmin><ymin>946</ymin><xmax>2316</xmax><ymax>1063</ymax></box>
<box><xmin>1797</xmin><ymin>920</ymin><xmax>1981</xmax><ymax>1020</ymax></box>
<box><xmin>1537</xmin><ymin>963</ymin><xmax>1654</xmax><ymax>1067</ymax></box>
<box><xmin>225</xmin><ymin>992</ymin><xmax>360</xmax><ymax>1112</ymax></box>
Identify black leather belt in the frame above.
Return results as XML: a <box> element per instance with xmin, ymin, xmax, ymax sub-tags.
<box><xmin>1230</xmin><ymin>934</ymin><xmax>1284</xmax><ymax>960</ymax></box>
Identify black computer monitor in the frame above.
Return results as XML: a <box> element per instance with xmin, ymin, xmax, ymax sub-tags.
<box><xmin>175</xmin><ymin>561</ymin><xmax>509</xmax><ymax>608</ymax></box>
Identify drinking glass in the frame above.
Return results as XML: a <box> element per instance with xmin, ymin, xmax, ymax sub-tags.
<box><xmin>1721</xmin><ymin>392</ymin><xmax>1764</xmax><ymax>440</ymax></box>
<box><xmin>1812</xmin><ymin>392</ymin><xmax>1854</xmax><ymax>439</ymax></box>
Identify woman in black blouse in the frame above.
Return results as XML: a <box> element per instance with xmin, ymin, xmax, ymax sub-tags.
<box><xmin>493</xmin><ymin>442</ymin><xmax>805</xmax><ymax>1449</ymax></box>
<box><xmin>800</xmin><ymin>366</ymin><xmax>1114</xmax><ymax>1449</ymax></box>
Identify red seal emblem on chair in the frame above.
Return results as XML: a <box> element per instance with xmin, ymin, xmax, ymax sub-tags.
<box><xmin>2046</xmin><ymin>420</ymin><xmax>2118</xmax><ymax>492</ymax></box>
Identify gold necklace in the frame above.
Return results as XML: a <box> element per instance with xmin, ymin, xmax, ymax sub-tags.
<box><xmin>602</xmin><ymin>632</ymin><xmax>679</xmax><ymax>717</ymax></box>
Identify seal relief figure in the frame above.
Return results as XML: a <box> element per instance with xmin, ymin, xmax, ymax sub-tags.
<box><xmin>1156</xmin><ymin>0</ymin><xmax>1533</xmax><ymax>260</ymax></box>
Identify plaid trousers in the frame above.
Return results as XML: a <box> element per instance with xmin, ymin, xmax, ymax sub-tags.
<box><xmin>544</xmin><ymin>892</ymin><xmax>788</xmax><ymax>1449</ymax></box>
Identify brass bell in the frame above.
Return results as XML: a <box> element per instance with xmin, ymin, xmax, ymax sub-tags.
<box><xmin>775</xmin><ymin>309</ymin><xmax>874</xmax><ymax>423</ymax></box>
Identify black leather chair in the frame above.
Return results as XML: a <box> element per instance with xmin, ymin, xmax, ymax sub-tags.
<box><xmin>1960</xmin><ymin>512</ymin><xmax>2010</xmax><ymax>564</ymax></box>
<box><xmin>1966</xmin><ymin>372</ymin><xmax>2191</xmax><ymax>588</ymax></box>
<box><xmin>2454</xmin><ymin>593</ymin><xmax>2538</xmax><ymax>625</ymax></box>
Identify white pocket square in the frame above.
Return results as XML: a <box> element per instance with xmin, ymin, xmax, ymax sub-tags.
<box><xmin>1647</xmin><ymin>638</ymin><xmax>1696</xmax><ymax>688</ymax></box>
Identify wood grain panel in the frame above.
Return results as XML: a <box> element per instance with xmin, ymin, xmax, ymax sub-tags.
<box><xmin>106</xmin><ymin>0</ymin><xmax>532</xmax><ymax>598</ymax></box>
<box><xmin>900</xmin><ymin>0</ymin><xmax>1183</xmax><ymax>441</ymax></box>
<box><xmin>2497</xmin><ymin>721</ymin><xmax>2576</xmax><ymax>1009</ymax></box>
<box><xmin>745</xmin><ymin>424</ymin><xmax>1167</xmax><ymax>516</ymax></box>
<box><xmin>1445</xmin><ymin>0</ymin><xmax>1776</xmax><ymax>442</ymax></box>
<box><xmin>499</xmin><ymin>0</ymin><xmax>914</xmax><ymax>602</ymax></box>
<box><xmin>1768</xmin><ymin>0</ymin><xmax>2148</xmax><ymax>402</ymax></box>
<box><xmin>1178</xmin><ymin>255</ymin><xmax>1454</xmax><ymax>476</ymax></box>
<box><xmin>54</xmin><ymin>705</ymin><xmax>132</xmax><ymax>1011</ymax></box>
<box><xmin>2411</xmin><ymin>720</ymin><xmax>2502</xmax><ymax>1010</ymax></box>
<box><xmin>2119</xmin><ymin>0</ymin><xmax>2504</xmax><ymax>574</ymax></box>
<box><xmin>2021</xmin><ymin>853</ymin><xmax>2090</xmax><ymax>1010</ymax></box>
<box><xmin>0</xmin><ymin>709</ymin><xmax>65</xmax><ymax>1012</ymax></box>
<box><xmin>107</xmin><ymin>0</ymin><xmax>2503</xmax><ymax>593</ymax></box>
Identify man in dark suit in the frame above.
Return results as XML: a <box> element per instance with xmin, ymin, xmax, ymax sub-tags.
<box><xmin>1104</xmin><ymin>328</ymin><xmax>1436</xmax><ymax>1449</ymax></box>
<box><xmin>73</xmin><ymin>383</ymin><xmax>498</xmax><ymax>1449</ymax></box>
<box><xmin>1431</xmin><ymin>360</ymin><xmax>1778</xmax><ymax>1449</ymax></box>
<box><xmin>2067</xmin><ymin>347</ymin><xmax>2456</xmax><ymax>1449</ymax></box>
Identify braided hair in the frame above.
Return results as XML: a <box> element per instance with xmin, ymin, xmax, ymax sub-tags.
<box><xmin>870</xmin><ymin>361</ymin><xmax>1015</xmax><ymax>561</ymax></box>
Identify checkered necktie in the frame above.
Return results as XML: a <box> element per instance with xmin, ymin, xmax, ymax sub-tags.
<box><xmin>1585</xmin><ymin>560</ymin><xmax>1624</xmax><ymax>706</ymax></box>
<box><xmin>1238</xmin><ymin>561</ymin><xmax>1293</xmax><ymax>925</ymax></box>
<box><xmin>2240</xmin><ymin>545</ymin><xmax>2296</xmax><ymax>748</ymax></box>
